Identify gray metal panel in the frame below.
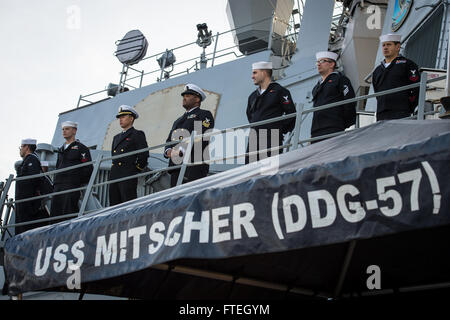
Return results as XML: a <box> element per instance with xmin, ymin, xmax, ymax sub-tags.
<box><xmin>404</xmin><ymin>5</ymin><xmax>444</xmax><ymax>68</ymax></box>
<box><xmin>226</xmin><ymin>0</ymin><xmax>294</xmax><ymax>54</ymax></box>
<box><xmin>340</xmin><ymin>4</ymin><xmax>387</xmax><ymax>91</ymax></box>
<box><xmin>289</xmin><ymin>0</ymin><xmax>335</xmax><ymax>62</ymax></box>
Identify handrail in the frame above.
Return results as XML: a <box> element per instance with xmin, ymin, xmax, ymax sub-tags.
<box><xmin>76</xmin><ymin>11</ymin><xmax>301</xmax><ymax>107</ymax></box>
<box><xmin>0</xmin><ymin>71</ymin><xmax>440</xmax><ymax>235</ymax></box>
<box><xmin>6</xmin><ymin>73</ymin><xmax>442</xmax><ymax>196</ymax></box>
<box><xmin>125</xmin><ymin>32</ymin><xmax>296</xmax><ymax>82</ymax></box>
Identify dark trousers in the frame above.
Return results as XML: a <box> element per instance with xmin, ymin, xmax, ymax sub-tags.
<box><xmin>169</xmin><ymin>165</ymin><xmax>208</xmax><ymax>188</ymax></box>
<box><xmin>109</xmin><ymin>178</ymin><xmax>137</xmax><ymax>206</ymax></box>
<box><xmin>15</xmin><ymin>200</ymin><xmax>48</xmax><ymax>235</ymax></box>
<box><xmin>311</xmin><ymin>127</ymin><xmax>343</xmax><ymax>144</ymax></box>
<box><xmin>377</xmin><ymin>111</ymin><xmax>411</xmax><ymax>121</ymax></box>
<box><xmin>50</xmin><ymin>183</ymin><xmax>81</xmax><ymax>223</ymax></box>
<box><xmin>245</xmin><ymin>129</ymin><xmax>283</xmax><ymax>164</ymax></box>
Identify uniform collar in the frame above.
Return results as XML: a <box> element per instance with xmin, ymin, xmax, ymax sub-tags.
<box><xmin>257</xmin><ymin>82</ymin><xmax>275</xmax><ymax>95</ymax></box>
<box><xmin>61</xmin><ymin>139</ymin><xmax>79</xmax><ymax>151</ymax></box>
<box><xmin>186</xmin><ymin>106</ymin><xmax>199</xmax><ymax>114</ymax></box>
<box><xmin>381</xmin><ymin>55</ymin><xmax>403</xmax><ymax>67</ymax></box>
<box><xmin>22</xmin><ymin>152</ymin><xmax>39</xmax><ymax>164</ymax></box>
<box><xmin>122</xmin><ymin>126</ymin><xmax>134</xmax><ymax>134</ymax></box>
<box><xmin>319</xmin><ymin>71</ymin><xmax>338</xmax><ymax>84</ymax></box>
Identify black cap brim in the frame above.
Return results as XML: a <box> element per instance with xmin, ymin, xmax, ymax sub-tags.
<box><xmin>116</xmin><ymin>111</ymin><xmax>135</xmax><ymax>118</ymax></box>
<box><xmin>181</xmin><ymin>89</ymin><xmax>202</xmax><ymax>99</ymax></box>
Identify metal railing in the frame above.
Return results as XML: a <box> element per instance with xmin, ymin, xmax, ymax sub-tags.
<box><xmin>0</xmin><ymin>72</ymin><xmax>444</xmax><ymax>239</ymax></box>
<box><xmin>75</xmin><ymin>7</ymin><xmax>303</xmax><ymax>109</ymax></box>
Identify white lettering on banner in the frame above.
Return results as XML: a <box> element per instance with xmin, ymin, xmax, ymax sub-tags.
<box><xmin>148</xmin><ymin>222</ymin><xmax>165</xmax><ymax>254</ymax></box>
<box><xmin>32</xmin><ymin>162</ymin><xmax>440</xmax><ymax>277</ymax></box>
<box><xmin>69</xmin><ymin>240</ymin><xmax>85</xmax><ymax>269</ymax></box>
<box><xmin>376</xmin><ymin>176</ymin><xmax>402</xmax><ymax>217</ymax></box>
<box><xmin>34</xmin><ymin>241</ymin><xmax>86</xmax><ymax>277</ymax></box>
<box><xmin>282</xmin><ymin>195</ymin><xmax>307</xmax><ymax>233</ymax></box>
<box><xmin>421</xmin><ymin>161</ymin><xmax>441</xmax><ymax>214</ymax></box>
<box><xmin>270</xmin><ymin>163</ymin><xmax>441</xmax><ymax>240</ymax></box>
<box><xmin>164</xmin><ymin>216</ymin><xmax>183</xmax><ymax>247</ymax></box>
<box><xmin>95</xmin><ymin>233</ymin><xmax>117</xmax><ymax>266</ymax></box>
<box><xmin>398</xmin><ymin>169</ymin><xmax>422</xmax><ymax>212</ymax></box>
<box><xmin>182</xmin><ymin>211</ymin><xmax>210</xmax><ymax>243</ymax></box>
<box><xmin>308</xmin><ymin>190</ymin><xmax>337</xmax><ymax>228</ymax></box>
<box><xmin>119</xmin><ymin>230</ymin><xmax>127</xmax><ymax>262</ymax></box>
<box><xmin>128</xmin><ymin>226</ymin><xmax>146</xmax><ymax>259</ymax></box>
<box><xmin>91</xmin><ymin>204</ymin><xmax>258</xmax><ymax>268</ymax></box>
<box><xmin>232</xmin><ymin>203</ymin><xmax>258</xmax><ymax>240</ymax></box>
<box><xmin>35</xmin><ymin>247</ymin><xmax>53</xmax><ymax>276</ymax></box>
<box><xmin>337</xmin><ymin>185</ymin><xmax>365</xmax><ymax>223</ymax></box>
<box><xmin>53</xmin><ymin>244</ymin><xmax>69</xmax><ymax>273</ymax></box>
<box><xmin>212</xmin><ymin>207</ymin><xmax>231</xmax><ymax>243</ymax></box>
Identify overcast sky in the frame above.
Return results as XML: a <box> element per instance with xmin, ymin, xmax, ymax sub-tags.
<box><xmin>0</xmin><ymin>0</ymin><xmax>236</xmax><ymax>185</ymax></box>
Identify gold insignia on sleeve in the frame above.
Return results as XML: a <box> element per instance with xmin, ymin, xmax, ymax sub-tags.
<box><xmin>202</xmin><ymin>118</ymin><xmax>211</xmax><ymax>128</ymax></box>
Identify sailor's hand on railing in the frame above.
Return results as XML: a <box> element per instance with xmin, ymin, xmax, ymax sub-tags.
<box><xmin>39</xmin><ymin>198</ymin><xmax>50</xmax><ymax>211</ymax></box>
<box><xmin>178</xmin><ymin>146</ymin><xmax>185</xmax><ymax>158</ymax></box>
<box><xmin>171</xmin><ymin>146</ymin><xmax>185</xmax><ymax>158</ymax></box>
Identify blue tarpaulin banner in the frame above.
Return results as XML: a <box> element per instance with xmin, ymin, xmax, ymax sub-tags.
<box><xmin>3</xmin><ymin>120</ymin><xmax>450</xmax><ymax>297</ymax></box>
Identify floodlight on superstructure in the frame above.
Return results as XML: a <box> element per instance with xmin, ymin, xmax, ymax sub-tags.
<box><xmin>157</xmin><ymin>50</ymin><xmax>176</xmax><ymax>81</ymax></box>
<box><xmin>196</xmin><ymin>23</ymin><xmax>213</xmax><ymax>69</ymax></box>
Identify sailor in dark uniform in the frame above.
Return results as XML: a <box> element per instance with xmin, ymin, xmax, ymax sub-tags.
<box><xmin>311</xmin><ymin>51</ymin><xmax>356</xmax><ymax>142</ymax></box>
<box><xmin>372</xmin><ymin>33</ymin><xmax>421</xmax><ymax>121</ymax></box>
<box><xmin>246</xmin><ymin>61</ymin><xmax>296</xmax><ymax>163</ymax></box>
<box><xmin>164</xmin><ymin>84</ymin><xmax>214</xmax><ymax>187</ymax></box>
<box><xmin>15</xmin><ymin>139</ymin><xmax>48</xmax><ymax>234</ymax></box>
<box><xmin>109</xmin><ymin>105</ymin><xmax>149</xmax><ymax>205</ymax></box>
<box><xmin>50</xmin><ymin>121</ymin><xmax>93</xmax><ymax>221</ymax></box>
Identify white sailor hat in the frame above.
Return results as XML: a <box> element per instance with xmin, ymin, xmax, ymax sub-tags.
<box><xmin>379</xmin><ymin>33</ymin><xmax>401</xmax><ymax>43</ymax></box>
<box><xmin>252</xmin><ymin>61</ymin><xmax>273</xmax><ymax>70</ymax></box>
<box><xmin>61</xmin><ymin>121</ymin><xmax>78</xmax><ymax>128</ymax></box>
<box><xmin>181</xmin><ymin>83</ymin><xmax>206</xmax><ymax>102</ymax></box>
<box><xmin>316</xmin><ymin>51</ymin><xmax>339</xmax><ymax>61</ymax></box>
<box><xmin>116</xmin><ymin>105</ymin><xmax>139</xmax><ymax>119</ymax></box>
<box><xmin>21</xmin><ymin>138</ymin><xmax>37</xmax><ymax>145</ymax></box>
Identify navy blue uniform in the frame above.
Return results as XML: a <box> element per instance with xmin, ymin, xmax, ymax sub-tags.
<box><xmin>109</xmin><ymin>127</ymin><xmax>149</xmax><ymax>205</ymax></box>
<box><xmin>372</xmin><ymin>56</ymin><xmax>420</xmax><ymax>120</ymax></box>
<box><xmin>311</xmin><ymin>72</ymin><xmax>356</xmax><ymax>141</ymax></box>
<box><xmin>50</xmin><ymin>140</ymin><xmax>93</xmax><ymax>220</ymax></box>
<box><xmin>15</xmin><ymin>153</ymin><xmax>49</xmax><ymax>234</ymax></box>
<box><xmin>246</xmin><ymin>82</ymin><xmax>296</xmax><ymax>163</ymax></box>
<box><xmin>164</xmin><ymin>107</ymin><xmax>214</xmax><ymax>187</ymax></box>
